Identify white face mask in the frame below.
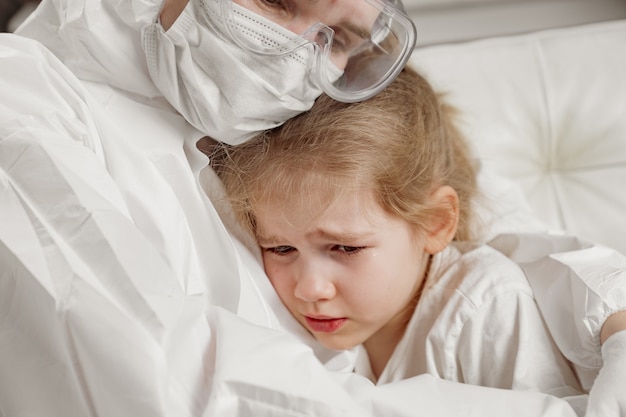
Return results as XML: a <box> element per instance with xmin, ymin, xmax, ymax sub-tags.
<box><xmin>141</xmin><ymin>0</ymin><xmax>324</xmax><ymax>145</ymax></box>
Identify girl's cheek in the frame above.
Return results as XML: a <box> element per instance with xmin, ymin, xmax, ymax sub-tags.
<box><xmin>263</xmin><ymin>259</ymin><xmax>288</xmax><ymax>286</ymax></box>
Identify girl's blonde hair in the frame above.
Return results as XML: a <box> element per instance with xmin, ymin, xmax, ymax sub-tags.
<box><xmin>211</xmin><ymin>66</ymin><xmax>478</xmax><ymax>241</ymax></box>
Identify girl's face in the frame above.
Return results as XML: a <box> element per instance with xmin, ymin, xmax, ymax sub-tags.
<box><xmin>255</xmin><ymin>189</ymin><xmax>433</xmax><ymax>354</ymax></box>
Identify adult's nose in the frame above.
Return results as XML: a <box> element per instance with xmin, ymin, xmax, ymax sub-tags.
<box><xmin>283</xmin><ymin>15</ymin><xmax>327</xmax><ymax>36</ymax></box>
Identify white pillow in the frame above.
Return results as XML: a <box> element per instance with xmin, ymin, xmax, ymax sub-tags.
<box><xmin>409</xmin><ymin>19</ymin><xmax>626</xmax><ymax>254</ymax></box>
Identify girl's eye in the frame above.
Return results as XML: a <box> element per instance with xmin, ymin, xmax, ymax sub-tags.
<box><xmin>333</xmin><ymin>245</ymin><xmax>366</xmax><ymax>255</ymax></box>
<box><xmin>265</xmin><ymin>245</ymin><xmax>296</xmax><ymax>256</ymax></box>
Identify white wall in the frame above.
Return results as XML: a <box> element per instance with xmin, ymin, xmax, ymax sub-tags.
<box><xmin>10</xmin><ymin>0</ymin><xmax>626</xmax><ymax>43</ymax></box>
<box><xmin>404</xmin><ymin>0</ymin><xmax>626</xmax><ymax>46</ymax></box>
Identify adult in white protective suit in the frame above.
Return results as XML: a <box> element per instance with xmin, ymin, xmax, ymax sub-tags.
<box><xmin>0</xmin><ymin>0</ymin><xmax>624</xmax><ymax>416</ymax></box>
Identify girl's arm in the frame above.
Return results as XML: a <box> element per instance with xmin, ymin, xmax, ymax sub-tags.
<box><xmin>600</xmin><ymin>310</ymin><xmax>626</xmax><ymax>344</ymax></box>
<box><xmin>586</xmin><ymin>313</ymin><xmax>626</xmax><ymax>417</ymax></box>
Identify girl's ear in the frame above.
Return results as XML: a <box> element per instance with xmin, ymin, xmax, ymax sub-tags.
<box><xmin>423</xmin><ymin>185</ymin><xmax>459</xmax><ymax>254</ymax></box>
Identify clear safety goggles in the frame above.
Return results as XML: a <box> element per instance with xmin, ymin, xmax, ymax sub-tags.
<box><xmin>209</xmin><ymin>0</ymin><xmax>417</xmax><ymax>102</ymax></box>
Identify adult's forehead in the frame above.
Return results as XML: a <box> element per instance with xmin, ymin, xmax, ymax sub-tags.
<box><xmin>233</xmin><ymin>0</ymin><xmax>383</xmax><ymax>31</ymax></box>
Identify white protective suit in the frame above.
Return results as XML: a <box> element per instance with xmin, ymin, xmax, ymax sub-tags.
<box><xmin>0</xmin><ymin>0</ymin><xmax>625</xmax><ymax>416</ymax></box>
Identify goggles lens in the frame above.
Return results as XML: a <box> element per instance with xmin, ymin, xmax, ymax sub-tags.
<box><xmin>211</xmin><ymin>0</ymin><xmax>417</xmax><ymax>102</ymax></box>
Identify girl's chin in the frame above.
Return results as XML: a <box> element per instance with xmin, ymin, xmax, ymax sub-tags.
<box><xmin>313</xmin><ymin>332</ymin><xmax>362</xmax><ymax>352</ymax></box>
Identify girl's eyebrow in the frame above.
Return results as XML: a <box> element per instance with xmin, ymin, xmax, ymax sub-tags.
<box><xmin>257</xmin><ymin>229</ymin><xmax>374</xmax><ymax>245</ymax></box>
<box><xmin>307</xmin><ymin>229</ymin><xmax>374</xmax><ymax>242</ymax></box>
<box><xmin>256</xmin><ymin>234</ymin><xmax>284</xmax><ymax>246</ymax></box>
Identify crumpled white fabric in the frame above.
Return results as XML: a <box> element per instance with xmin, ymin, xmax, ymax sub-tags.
<box><xmin>0</xmin><ymin>17</ymin><xmax>580</xmax><ymax>417</ymax></box>
<box><xmin>488</xmin><ymin>232</ymin><xmax>626</xmax><ymax>417</ymax></box>
<box><xmin>0</xmin><ymin>1</ymin><xmax>623</xmax><ymax>416</ymax></box>
<box><xmin>489</xmin><ymin>233</ymin><xmax>626</xmax><ymax>382</ymax></box>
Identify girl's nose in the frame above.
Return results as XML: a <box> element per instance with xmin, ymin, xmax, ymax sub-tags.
<box><xmin>293</xmin><ymin>261</ymin><xmax>336</xmax><ymax>303</ymax></box>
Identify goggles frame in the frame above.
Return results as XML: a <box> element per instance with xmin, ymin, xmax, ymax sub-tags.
<box><xmin>211</xmin><ymin>0</ymin><xmax>417</xmax><ymax>102</ymax></box>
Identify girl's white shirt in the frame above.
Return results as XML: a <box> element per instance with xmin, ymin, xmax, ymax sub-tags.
<box><xmin>355</xmin><ymin>243</ymin><xmax>584</xmax><ymax>400</ymax></box>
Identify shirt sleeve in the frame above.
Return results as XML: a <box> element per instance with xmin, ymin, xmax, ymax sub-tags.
<box><xmin>453</xmin><ymin>289</ymin><xmax>584</xmax><ymax>398</ymax></box>
<box><xmin>489</xmin><ymin>232</ymin><xmax>626</xmax><ymax>387</ymax></box>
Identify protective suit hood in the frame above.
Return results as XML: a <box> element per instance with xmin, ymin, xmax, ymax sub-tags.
<box><xmin>17</xmin><ymin>0</ymin><xmax>164</xmax><ymax>100</ymax></box>
<box><xmin>17</xmin><ymin>0</ymin><xmax>321</xmax><ymax>145</ymax></box>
